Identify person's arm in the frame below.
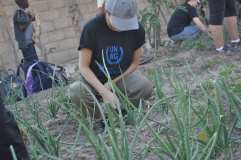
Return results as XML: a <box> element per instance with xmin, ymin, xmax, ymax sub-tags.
<box><xmin>193</xmin><ymin>17</ymin><xmax>212</xmax><ymax>37</ymax></box>
<box><xmin>79</xmin><ymin>48</ymin><xmax>106</xmax><ymax>95</ymax></box>
<box><xmin>79</xmin><ymin>48</ymin><xmax>119</xmax><ymax>108</ymax></box>
<box><xmin>27</xmin><ymin>10</ymin><xmax>36</xmax><ymax>22</ymax></box>
<box><xmin>193</xmin><ymin>17</ymin><xmax>207</xmax><ymax>32</ymax></box>
<box><xmin>111</xmin><ymin>47</ymin><xmax>144</xmax><ymax>83</ymax></box>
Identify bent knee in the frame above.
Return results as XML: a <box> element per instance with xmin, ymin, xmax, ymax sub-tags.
<box><xmin>141</xmin><ymin>80</ymin><xmax>154</xmax><ymax>99</ymax></box>
<box><xmin>68</xmin><ymin>81</ymin><xmax>82</xmax><ymax>106</ymax></box>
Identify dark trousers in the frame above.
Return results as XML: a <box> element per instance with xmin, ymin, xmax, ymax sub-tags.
<box><xmin>20</xmin><ymin>43</ymin><xmax>39</xmax><ymax>77</ymax></box>
<box><xmin>21</xmin><ymin>43</ymin><xmax>38</xmax><ymax>62</ymax></box>
<box><xmin>208</xmin><ymin>0</ymin><xmax>237</xmax><ymax>25</ymax></box>
<box><xmin>0</xmin><ymin>99</ymin><xmax>30</xmax><ymax>160</ymax></box>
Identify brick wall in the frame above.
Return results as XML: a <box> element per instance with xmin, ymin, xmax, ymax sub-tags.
<box><xmin>0</xmin><ymin>0</ymin><xmax>148</xmax><ymax>70</ymax></box>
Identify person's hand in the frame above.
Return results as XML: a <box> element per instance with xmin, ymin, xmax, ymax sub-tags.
<box><xmin>207</xmin><ymin>30</ymin><xmax>213</xmax><ymax>39</ymax></box>
<box><xmin>104</xmin><ymin>81</ymin><xmax>112</xmax><ymax>91</ymax></box>
<box><xmin>27</xmin><ymin>10</ymin><xmax>36</xmax><ymax>21</ymax></box>
<box><xmin>101</xmin><ymin>90</ymin><xmax>120</xmax><ymax>109</ymax></box>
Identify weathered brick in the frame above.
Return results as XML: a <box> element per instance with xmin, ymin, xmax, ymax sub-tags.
<box><xmin>53</xmin><ymin>18</ymin><xmax>71</xmax><ymax>29</ymax></box>
<box><xmin>47</xmin><ymin>30</ymin><xmax>66</xmax><ymax>42</ymax></box>
<box><xmin>39</xmin><ymin>10</ymin><xmax>59</xmax><ymax>21</ymax></box>
<box><xmin>41</xmin><ymin>21</ymin><xmax>55</xmax><ymax>33</ymax></box>
<box><xmin>48</xmin><ymin>0</ymin><xmax>65</xmax><ymax>9</ymax></box>
<box><xmin>31</xmin><ymin>0</ymin><xmax>49</xmax><ymax>12</ymax></box>
<box><xmin>4</xmin><ymin>5</ymin><xmax>16</xmax><ymax>17</ymax></box>
<box><xmin>0</xmin><ymin>32</ymin><xmax>5</xmax><ymax>43</ymax></box>
<box><xmin>40</xmin><ymin>33</ymin><xmax>49</xmax><ymax>45</ymax></box>
<box><xmin>1</xmin><ymin>1</ymin><xmax>15</xmax><ymax>7</ymax></box>
<box><xmin>63</xmin><ymin>27</ymin><xmax>77</xmax><ymax>39</ymax></box>
<box><xmin>47</xmin><ymin>49</ymin><xmax>78</xmax><ymax>64</ymax></box>
<box><xmin>58</xmin><ymin>38</ymin><xmax>76</xmax><ymax>50</ymax></box>
<box><xmin>45</xmin><ymin>41</ymin><xmax>59</xmax><ymax>53</ymax></box>
<box><xmin>0</xmin><ymin>43</ymin><xmax>9</xmax><ymax>53</ymax></box>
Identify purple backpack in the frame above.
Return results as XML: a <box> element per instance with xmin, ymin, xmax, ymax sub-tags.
<box><xmin>17</xmin><ymin>61</ymin><xmax>68</xmax><ymax>96</ymax></box>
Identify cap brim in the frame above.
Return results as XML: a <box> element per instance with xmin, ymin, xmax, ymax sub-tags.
<box><xmin>111</xmin><ymin>15</ymin><xmax>139</xmax><ymax>31</ymax></box>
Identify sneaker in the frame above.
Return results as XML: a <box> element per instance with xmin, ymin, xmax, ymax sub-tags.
<box><xmin>226</xmin><ymin>44</ymin><xmax>241</xmax><ymax>53</ymax></box>
<box><xmin>230</xmin><ymin>127</ymin><xmax>241</xmax><ymax>141</ymax></box>
<box><xmin>216</xmin><ymin>45</ymin><xmax>241</xmax><ymax>54</ymax></box>
<box><xmin>230</xmin><ymin>41</ymin><xmax>241</xmax><ymax>48</ymax></box>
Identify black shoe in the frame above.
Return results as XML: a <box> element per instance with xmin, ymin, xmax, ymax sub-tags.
<box><xmin>216</xmin><ymin>45</ymin><xmax>241</xmax><ymax>54</ymax></box>
<box><xmin>230</xmin><ymin>41</ymin><xmax>241</xmax><ymax>48</ymax></box>
<box><xmin>93</xmin><ymin>120</ymin><xmax>105</xmax><ymax>134</ymax></box>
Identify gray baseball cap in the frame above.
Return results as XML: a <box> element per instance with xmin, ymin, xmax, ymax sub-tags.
<box><xmin>105</xmin><ymin>0</ymin><xmax>139</xmax><ymax>31</ymax></box>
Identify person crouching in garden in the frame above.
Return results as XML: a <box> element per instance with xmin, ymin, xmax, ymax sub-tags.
<box><xmin>167</xmin><ymin>0</ymin><xmax>211</xmax><ymax>41</ymax></box>
<box><xmin>69</xmin><ymin>0</ymin><xmax>153</xmax><ymax>128</ymax></box>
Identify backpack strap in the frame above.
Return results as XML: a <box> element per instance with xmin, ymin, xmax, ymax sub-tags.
<box><xmin>25</xmin><ymin>61</ymin><xmax>39</xmax><ymax>95</ymax></box>
<box><xmin>44</xmin><ymin>62</ymin><xmax>65</xmax><ymax>73</ymax></box>
<box><xmin>36</xmin><ymin>61</ymin><xmax>54</xmax><ymax>78</ymax></box>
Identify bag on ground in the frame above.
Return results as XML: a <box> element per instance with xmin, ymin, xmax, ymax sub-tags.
<box><xmin>17</xmin><ymin>60</ymin><xmax>68</xmax><ymax>96</ymax></box>
<box><xmin>0</xmin><ymin>69</ymin><xmax>24</xmax><ymax>101</ymax></box>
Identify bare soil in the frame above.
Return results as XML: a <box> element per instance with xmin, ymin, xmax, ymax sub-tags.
<box><xmin>9</xmin><ymin>47</ymin><xmax>241</xmax><ymax>160</ymax></box>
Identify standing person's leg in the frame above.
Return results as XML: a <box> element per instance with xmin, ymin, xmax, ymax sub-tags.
<box><xmin>21</xmin><ymin>43</ymin><xmax>39</xmax><ymax>76</ymax></box>
<box><xmin>21</xmin><ymin>43</ymin><xmax>39</xmax><ymax>62</ymax></box>
<box><xmin>116</xmin><ymin>71</ymin><xmax>153</xmax><ymax>107</ymax></box>
<box><xmin>0</xmin><ymin>98</ymin><xmax>30</xmax><ymax>160</ymax></box>
<box><xmin>224</xmin><ymin>0</ymin><xmax>240</xmax><ymax>43</ymax></box>
<box><xmin>208</xmin><ymin>0</ymin><xmax>225</xmax><ymax>49</ymax></box>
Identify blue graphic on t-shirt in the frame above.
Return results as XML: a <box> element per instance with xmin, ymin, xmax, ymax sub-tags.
<box><xmin>96</xmin><ymin>45</ymin><xmax>124</xmax><ymax>77</ymax></box>
<box><xmin>105</xmin><ymin>45</ymin><xmax>124</xmax><ymax>65</ymax></box>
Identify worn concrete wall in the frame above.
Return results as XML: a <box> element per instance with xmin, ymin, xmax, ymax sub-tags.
<box><xmin>0</xmin><ymin>2</ymin><xmax>19</xmax><ymax>69</ymax></box>
<box><xmin>0</xmin><ymin>0</ymin><xmax>148</xmax><ymax>70</ymax></box>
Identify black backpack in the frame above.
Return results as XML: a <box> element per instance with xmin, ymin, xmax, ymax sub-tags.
<box><xmin>17</xmin><ymin>60</ymin><xmax>68</xmax><ymax>96</ymax></box>
<box><xmin>0</xmin><ymin>69</ymin><xmax>24</xmax><ymax>101</ymax></box>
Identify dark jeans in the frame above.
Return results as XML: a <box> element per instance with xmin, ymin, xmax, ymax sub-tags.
<box><xmin>0</xmin><ymin>98</ymin><xmax>30</xmax><ymax>160</ymax></box>
<box><xmin>20</xmin><ymin>43</ymin><xmax>39</xmax><ymax>76</ymax></box>
<box><xmin>170</xmin><ymin>25</ymin><xmax>201</xmax><ymax>41</ymax></box>
<box><xmin>21</xmin><ymin>43</ymin><xmax>39</xmax><ymax>62</ymax></box>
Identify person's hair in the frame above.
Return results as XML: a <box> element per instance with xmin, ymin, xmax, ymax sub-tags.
<box><xmin>15</xmin><ymin>0</ymin><xmax>29</xmax><ymax>9</ymax></box>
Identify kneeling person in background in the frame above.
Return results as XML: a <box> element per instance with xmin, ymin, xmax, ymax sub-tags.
<box><xmin>167</xmin><ymin>0</ymin><xmax>210</xmax><ymax>41</ymax></box>
<box><xmin>69</xmin><ymin>0</ymin><xmax>153</xmax><ymax>124</ymax></box>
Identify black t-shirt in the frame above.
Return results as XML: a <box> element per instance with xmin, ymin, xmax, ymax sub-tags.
<box><xmin>167</xmin><ymin>3</ymin><xmax>198</xmax><ymax>37</ymax></box>
<box><xmin>78</xmin><ymin>14</ymin><xmax>145</xmax><ymax>84</ymax></box>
